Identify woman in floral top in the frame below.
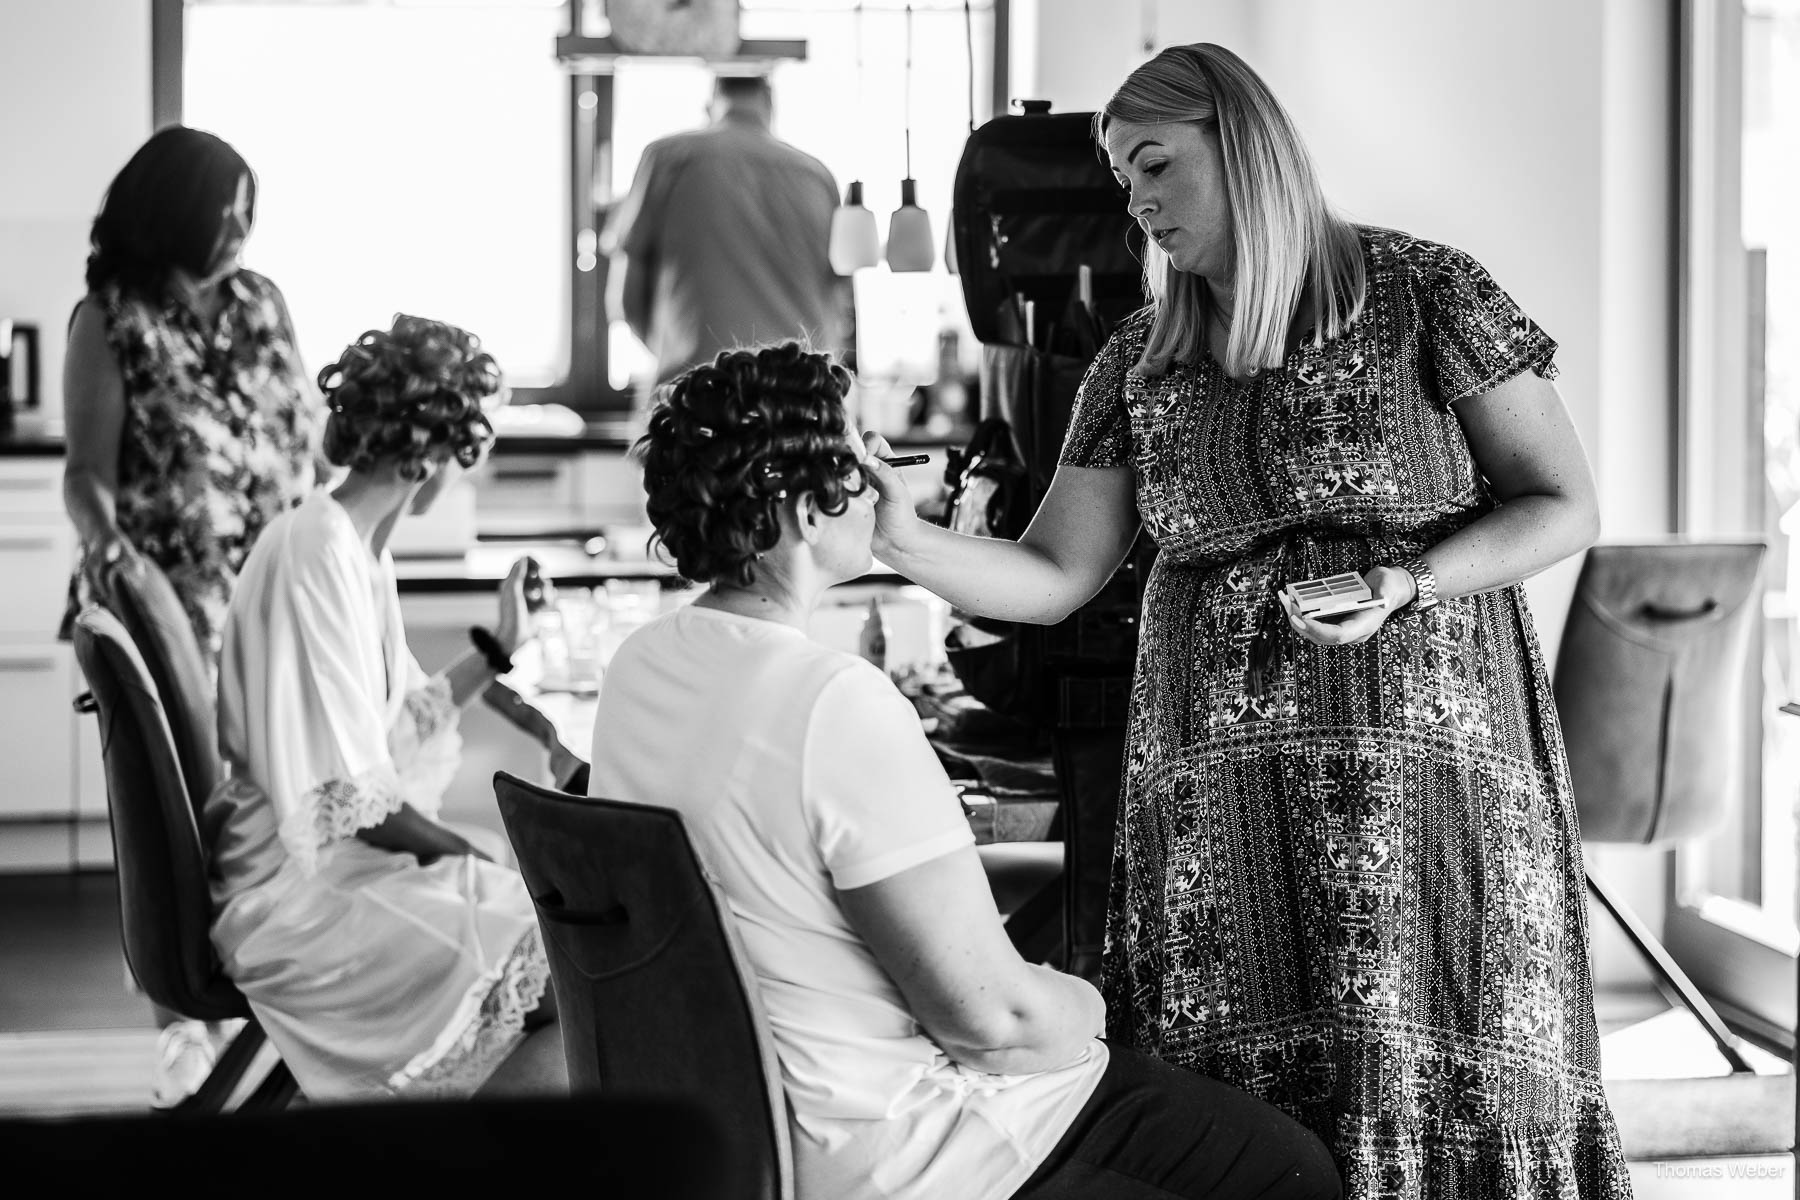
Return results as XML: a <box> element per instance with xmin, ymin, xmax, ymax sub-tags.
<box><xmin>60</xmin><ymin>126</ymin><xmax>322</xmax><ymax>1109</ymax></box>
<box><xmin>864</xmin><ymin>44</ymin><xmax>1632</xmax><ymax>1200</ymax></box>
<box><xmin>62</xmin><ymin>126</ymin><xmax>321</xmax><ymax>672</ymax></box>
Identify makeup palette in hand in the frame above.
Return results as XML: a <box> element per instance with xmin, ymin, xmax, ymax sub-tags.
<box><xmin>1283</xmin><ymin>573</ymin><xmax>1388</xmax><ymax>618</ymax></box>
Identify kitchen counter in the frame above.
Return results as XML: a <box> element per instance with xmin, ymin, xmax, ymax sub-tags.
<box><xmin>487</xmin><ymin>408</ymin><xmax>971</xmax><ymax>457</ymax></box>
<box><xmin>394</xmin><ymin>540</ymin><xmax>676</xmax><ymax>593</ymax></box>
<box><xmin>0</xmin><ymin>417</ymin><xmax>65</xmax><ymax>456</ymax></box>
<box><xmin>393</xmin><ymin>538</ymin><xmax>905</xmax><ymax>594</ymax></box>
<box><xmin>0</xmin><ymin>411</ymin><xmax>965</xmax><ymax>459</ymax></box>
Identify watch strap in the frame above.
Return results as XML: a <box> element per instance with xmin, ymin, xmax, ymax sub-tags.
<box><xmin>1400</xmin><ymin>557</ymin><xmax>1439</xmax><ymax>611</ymax></box>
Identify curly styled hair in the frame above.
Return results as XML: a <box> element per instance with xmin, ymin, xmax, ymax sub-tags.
<box><xmin>638</xmin><ymin>342</ymin><xmax>861</xmax><ymax>588</ymax></box>
<box><xmin>319</xmin><ymin>315</ymin><xmax>504</xmax><ymax>482</ymax></box>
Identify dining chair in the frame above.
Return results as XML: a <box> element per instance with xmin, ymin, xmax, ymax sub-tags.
<box><xmin>70</xmin><ymin>604</ymin><xmax>295</xmax><ymax>1112</ymax></box>
<box><xmin>1553</xmin><ymin>541</ymin><xmax>1767</xmax><ymax>1073</ymax></box>
<box><xmin>492</xmin><ymin>770</ymin><xmax>793</xmax><ymax>1200</ymax></box>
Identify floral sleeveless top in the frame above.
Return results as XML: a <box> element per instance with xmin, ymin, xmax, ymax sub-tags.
<box><xmin>64</xmin><ymin>270</ymin><xmax>321</xmax><ymax>667</ymax></box>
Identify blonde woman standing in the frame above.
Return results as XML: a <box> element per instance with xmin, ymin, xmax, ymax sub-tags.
<box><xmin>864</xmin><ymin>43</ymin><xmax>1632</xmax><ymax>1199</ymax></box>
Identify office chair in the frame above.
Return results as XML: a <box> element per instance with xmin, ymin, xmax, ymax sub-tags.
<box><xmin>492</xmin><ymin>771</ymin><xmax>793</xmax><ymax>1200</ymax></box>
<box><xmin>70</xmin><ymin>605</ymin><xmax>295</xmax><ymax>1111</ymax></box>
<box><xmin>1553</xmin><ymin>541</ymin><xmax>1766</xmax><ymax>1073</ymax></box>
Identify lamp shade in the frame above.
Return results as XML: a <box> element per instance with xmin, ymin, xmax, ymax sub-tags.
<box><xmin>828</xmin><ymin>181</ymin><xmax>881</xmax><ymax>275</ymax></box>
<box><xmin>885</xmin><ymin>178</ymin><xmax>935</xmax><ymax>273</ymax></box>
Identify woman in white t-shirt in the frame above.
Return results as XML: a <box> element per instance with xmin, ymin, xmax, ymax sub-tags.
<box><xmin>588</xmin><ymin>341</ymin><xmax>1341</xmax><ymax>1200</ymax></box>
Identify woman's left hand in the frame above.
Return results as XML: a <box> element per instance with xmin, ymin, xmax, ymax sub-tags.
<box><xmin>1279</xmin><ymin>565</ymin><xmax>1416</xmax><ymax>646</ymax></box>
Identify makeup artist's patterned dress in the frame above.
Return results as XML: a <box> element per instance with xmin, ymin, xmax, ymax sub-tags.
<box><xmin>59</xmin><ymin>270</ymin><xmax>320</xmax><ymax>675</ymax></box>
<box><xmin>1061</xmin><ymin>228</ymin><xmax>1632</xmax><ymax>1199</ymax></box>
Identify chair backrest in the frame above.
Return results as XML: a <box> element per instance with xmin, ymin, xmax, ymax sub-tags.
<box><xmin>491</xmin><ymin>771</ymin><xmax>793</xmax><ymax>1200</ymax></box>
<box><xmin>71</xmin><ymin>605</ymin><xmax>246</xmax><ymax>1022</ymax></box>
<box><xmin>1553</xmin><ymin>541</ymin><xmax>1766</xmax><ymax>844</ymax></box>
<box><xmin>97</xmin><ymin>556</ymin><xmax>221</xmax><ymax>811</ymax></box>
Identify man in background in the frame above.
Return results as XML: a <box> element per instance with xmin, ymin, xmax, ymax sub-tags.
<box><xmin>604</xmin><ymin>73</ymin><xmax>845</xmax><ymax>400</ymax></box>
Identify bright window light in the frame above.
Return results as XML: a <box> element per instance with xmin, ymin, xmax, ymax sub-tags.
<box><xmin>184</xmin><ymin>3</ymin><xmax>569</xmax><ymax>387</ymax></box>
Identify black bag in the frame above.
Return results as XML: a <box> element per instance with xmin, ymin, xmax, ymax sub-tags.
<box><xmin>944</xmin><ymin>105</ymin><xmax>1150</xmax><ymax>721</ymax></box>
<box><xmin>951</xmin><ymin>105</ymin><xmax>1144</xmax><ymax>354</ymax></box>
<box><xmin>945</xmin><ymin>104</ymin><xmax>1153</xmax><ymax>978</ymax></box>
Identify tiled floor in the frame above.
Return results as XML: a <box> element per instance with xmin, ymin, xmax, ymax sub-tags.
<box><xmin>0</xmin><ymin>873</ymin><xmax>146</xmax><ymax>1033</ymax></box>
<box><xmin>0</xmin><ymin>872</ymin><xmax>1792</xmax><ymax>1199</ymax></box>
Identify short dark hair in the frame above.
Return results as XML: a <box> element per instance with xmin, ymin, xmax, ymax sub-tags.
<box><xmin>319</xmin><ymin>315</ymin><xmax>504</xmax><ymax>483</ymax></box>
<box><xmin>85</xmin><ymin>126</ymin><xmax>256</xmax><ymax>301</ymax></box>
<box><xmin>638</xmin><ymin>342</ymin><xmax>859</xmax><ymax>588</ymax></box>
<box><xmin>714</xmin><ymin>74</ymin><xmax>773</xmax><ymax>105</ymax></box>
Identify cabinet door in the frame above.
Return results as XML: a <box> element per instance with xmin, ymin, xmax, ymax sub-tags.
<box><xmin>0</xmin><ymin>646</ymin><xmax>75</xmax><ymax>818</ymax></box>
<box><xmin>0</xmin><ymin>460</ymin><xmax>65</xmax><ymax>517</ymax></box>
<box><xmin>477</xmin><ymin>454</ymin><xmax>581</xmax><ymax>538</ymax></box>
<box><xmin>0</xmin><ymin>521</ymin><xmax>75</xmax><ymax>640</ymax></box>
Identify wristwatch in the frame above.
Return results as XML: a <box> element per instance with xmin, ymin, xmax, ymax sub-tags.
<box><xmin>1399</xmin><ymin>557</ymin><xmax>1440</xmax><ymax>612</ymax></box>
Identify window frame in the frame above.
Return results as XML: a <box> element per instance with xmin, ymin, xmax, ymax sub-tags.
<box><xmin>1666</xmin><ymin>0</ymin><xmax>1798</xmax><ymax>1055</ymax></box>
<box><xmin>155</xmin><ymin>0</ymin><xmax>1011</xmax><ymax>417</ymax></box>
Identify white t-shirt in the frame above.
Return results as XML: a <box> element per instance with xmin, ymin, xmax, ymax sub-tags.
<box><xmin>588</xmin><ymin>604</ymin><xmax>1107</xmax><ymax>1200</ymax></box>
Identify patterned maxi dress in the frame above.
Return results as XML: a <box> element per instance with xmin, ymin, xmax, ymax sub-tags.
<box><xmin>1061</xmin><ymin>228</ymin><xmax>1633</xmax><ymax>1199</ymax></box>
<box><xmin>59</xmin><ymin>270</ymin><xmax>320</xmax><ymax>671</ymax></box>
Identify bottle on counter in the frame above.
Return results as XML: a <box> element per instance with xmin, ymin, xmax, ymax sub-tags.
<box><xmin>859</xmin><ymin>597</ymin><xmax>889</xmax><ymax>674</ymax></box>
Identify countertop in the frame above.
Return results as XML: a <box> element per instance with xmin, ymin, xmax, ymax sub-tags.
<box><xmin>0</xmin><ymin>413</ymin><xmax>632</xmax><ymax>459</ymax></box>
<box><xmin>393</xmin><ymin>538</ymin><xmax>905</xmax><ymax>594</ymax></box>
<box><xmin>0</xmin><ymin>416</ymin><xmax>65</xmax><ymax>457</ymax></box>
<box><xmin>394</xmin><ymin>540</ymin><xmax>676</xmax><ymax>593</ymax></box>
<box><xmin>0</xmin><ymin>409</ymin><xmax>967</xmax><ymax>459</ymax></box>
<box><xmin>485</xmin><ymin>407</ymin><xmax>971</xmax><ymax>456</ymax></box>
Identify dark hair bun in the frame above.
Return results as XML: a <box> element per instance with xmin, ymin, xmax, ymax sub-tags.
<box><xmin>638</xmin><ymin>342</ymin><xmax>857</xmax><ymax>587</ymax></box>
<box><xmin>319</xmin><ymin>314</ymin><xmax>504</xmax><ymax>482</ymax></box>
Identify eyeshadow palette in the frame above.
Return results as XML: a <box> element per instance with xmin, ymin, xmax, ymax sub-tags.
<box><xmin>1283</xmin><ymin>572</ymin><xmax>1388</xmax><ymax>617</ymax></box>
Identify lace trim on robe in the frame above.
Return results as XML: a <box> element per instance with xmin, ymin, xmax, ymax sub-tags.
<box><xmin>280</xmin><ymin>761</ymin><xmax>408</xmax><ymax>877</ymax></box>
<box><xmin>386</xmin><ymin>925</ymin><xmax>552</xmax><ymax>1096</ymax></box>
<box><xmin>390</xmin><ymin>677</ymin><xmax>463</xmax><ymax>822</ymax></box>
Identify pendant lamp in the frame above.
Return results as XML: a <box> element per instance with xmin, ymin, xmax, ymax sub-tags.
<box><xmin>830</xmin><ymin>181</ymin><xmax>880</xmax><ymax>274</ymax></box>
<box><xmin>829</xmin><ymin>1</ymin><xmax>880</xmax><ymax>274</ymax></box>
<box><xmin>886</xmin><ymin>3</ymin><xmax>934</xmax><ymax>272</ymax></box>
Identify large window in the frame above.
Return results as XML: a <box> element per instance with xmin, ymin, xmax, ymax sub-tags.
<box><xmin>183</xmin><ymin>1</ymin><xmax>571</xmax><ymax>389</ymax></box>
<box><xmin>168</xmin><ymin>0</ymin><xmax>997</xmax><ymax>421</ymax></box>
<box><xmin>1670</xmin><ymin>0</ymin><xmax>1800</xmax><ymax>1047</ymax></box>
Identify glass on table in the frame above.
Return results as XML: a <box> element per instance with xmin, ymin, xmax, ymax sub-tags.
<box><xmin>537</xmin><ymin>587</ymin><xmax>608</xmax><ymax>694</ymax></box>
<box><xmin>603</xmin><ymin>578</ymin><xmax>661</xmax><ymax>625</ymax></box>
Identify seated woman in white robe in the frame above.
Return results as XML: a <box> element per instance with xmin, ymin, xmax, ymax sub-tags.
<box><xmin>206</xmin><ymin>315</ymin><xmax>562</xmax><ymax>1100</ymax></box>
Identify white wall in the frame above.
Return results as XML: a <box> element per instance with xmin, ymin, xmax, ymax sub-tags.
<box><xmin>0</xmin><ymin>0</ymin><xmax>153</xmax><ymax>418</ymax></box>
<box><xmin>1026</xmin><ymin>0</ymin><xmax>1677</xmax><ymax>987</ymax></box>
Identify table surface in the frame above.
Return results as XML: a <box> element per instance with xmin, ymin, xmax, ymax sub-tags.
<box><xmin>487</xmin><ymin>642</ymin><xmax>1060</xmax><ymax>845</ymax></box>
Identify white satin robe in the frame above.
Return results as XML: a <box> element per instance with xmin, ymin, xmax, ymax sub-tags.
<box><xmin>205</xmin><ymin>490</ymin><xmax>548</xmax><ymax>1100</ymax></box>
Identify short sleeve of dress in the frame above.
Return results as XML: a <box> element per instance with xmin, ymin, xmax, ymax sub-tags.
<box><xmin>1418</xmin><ymin>244</ymin><xmax>1560</xmax><ymax>408</ymax></box>
<box><xmin>1058</xmin><ymin>308</ymin><xmax>1152</xmax><ymax>468</ymax></box>
<box><xmin>803</xmin><ymin>662</ymin><xmax>974</xmax><ymax>891</ymax></box>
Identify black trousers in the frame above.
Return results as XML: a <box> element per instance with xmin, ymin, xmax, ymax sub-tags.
<box><xmin>1012</xmin><ymin>1044</ymin><xmax>1342</xmax><ymax>1200</ymax></box>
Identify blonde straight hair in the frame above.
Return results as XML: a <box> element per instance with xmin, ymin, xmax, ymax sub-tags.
<box><xmin>1096</xmin><ymin>44</ymin><xmax>1365</xmax><ymax>379</ymax></box>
